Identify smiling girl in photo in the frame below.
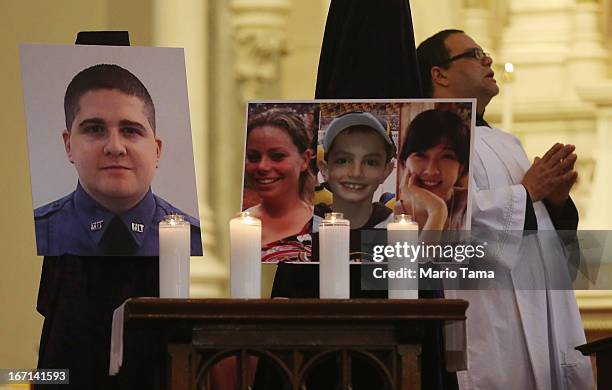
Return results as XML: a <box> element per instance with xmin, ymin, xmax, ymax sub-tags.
<box><xmin>396</xmin><ymin>108</ymin><xmax>470</xmax><ymax>230</ymax></box>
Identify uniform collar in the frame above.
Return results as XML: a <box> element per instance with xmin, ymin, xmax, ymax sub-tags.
<box><xmin>73</xmin><ymin>183</ymin><xmax>156</xmax><ymax>248</ymax></box>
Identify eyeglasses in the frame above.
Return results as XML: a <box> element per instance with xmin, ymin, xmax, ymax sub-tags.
<box><xmin>437</xmin><ymin>48</ymin><xmax>491</xmax><ymax>66</ymax></box>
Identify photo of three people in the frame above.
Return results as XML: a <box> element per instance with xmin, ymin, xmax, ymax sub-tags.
<box><xmin>242</xmin><ymin>101</ymin><xmax>475</xmax><ymax>263</ymax></box>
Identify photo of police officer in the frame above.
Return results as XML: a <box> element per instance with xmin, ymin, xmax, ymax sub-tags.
<box><xmin>22</xmin><ymin>46</ymin><xmax>202</xmax><ymax>256</ymax></box>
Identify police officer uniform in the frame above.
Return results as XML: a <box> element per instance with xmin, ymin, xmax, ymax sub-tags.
<box><xmin>34</xmin><ymin>183</ymin><xmax>203</xmax><ymax>256</ymax></box>
<box><xmin>34</xmin><ymin>183</ymin><xmax>203</xmax><ymax>389</ymax></box>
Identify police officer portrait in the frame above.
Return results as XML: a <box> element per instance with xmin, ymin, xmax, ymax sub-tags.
<box><xmin>21</xmin><ymin>44</ymin><xmax>202</xmax><ymax>256</ymax></box>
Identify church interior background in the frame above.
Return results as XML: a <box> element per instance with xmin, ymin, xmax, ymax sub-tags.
<box><xmin>1</xmin><ymin>0</ymin><xmax>611</xmax><ymax>373</ymax></box>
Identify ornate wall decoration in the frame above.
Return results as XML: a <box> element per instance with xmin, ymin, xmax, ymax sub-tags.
<box><xmin>231</xmin><ymin>0</ymin><xmax>290</xmax><ymax>104</ymax></box>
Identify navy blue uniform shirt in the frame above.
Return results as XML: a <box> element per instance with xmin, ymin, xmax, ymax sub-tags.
<box><xmin>34</xmin><ymin>183</ymin><xmax>203</xmax><ymax>256</ymax></box>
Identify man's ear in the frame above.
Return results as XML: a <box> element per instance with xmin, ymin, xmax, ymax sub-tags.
<box><xmin>431</xmin><ymin>66</ymin><xmax>450</xmax><ymax>89</ymax></box>
<box><xmin>318</xmin><ymin>159</ymin><xmax>329</xmax><ymax>181</ymax></box>
<box><xmin>382</xmin><ymin>160</ymin><xmax>395</xmax><ymax>183</ymax></box>
<box><xmin>62</xmin><ymin>130</ymin><xmax>74</xmax><ymax>163</ymax></box>
<box><xmin>155</xmin><ymin>138</ymin><xmax>162</xmax><ymax>167</ymax></box>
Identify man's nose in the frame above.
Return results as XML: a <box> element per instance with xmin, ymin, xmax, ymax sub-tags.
<box><xmin>103</xmin><ymin>130</ymin><xmax>127</xmax><ymax>156</ymax></box>
<box><xmin>482</xmin><ymin>54</ymin><xmax>493</xmax><ymax>67</ymax></box>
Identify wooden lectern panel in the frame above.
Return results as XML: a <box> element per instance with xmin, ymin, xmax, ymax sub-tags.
<box><xmin>576</xmin><ymin>336</ymin><xmax>612</xmax><ymax>389</ymax></box>
<box><xmin>122</xmin><ymin>298</ymin><xmax>467</xmax><ymax>390</ymax></box>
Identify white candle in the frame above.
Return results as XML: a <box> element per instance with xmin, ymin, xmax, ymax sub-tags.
<box><xmin>159</xmin><ymin>214</ymin><xmax>191</xmax><ymax>298</ymax></box>
<box><xmin>387</xmin><ymin>214</ymin><xmax>419</xmax><ymax>299</ymax></box>
<box><xmin>319</xmin><ymin>212</ymin><xmax>350</xmax><ymax>299</ymax></box>
<box><xmin>230</xmin><ymin>211</ymin><xmax>262</xmax><ymax>298</ymax></box>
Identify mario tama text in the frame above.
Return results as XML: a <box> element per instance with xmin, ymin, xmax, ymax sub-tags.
<box><xmin>372</xmin><ymin>265</ymin><xmax>495</xmax><ymax>280</ymax></box>
<box><xmin>372</xmin><ymin>241</ymin><xmax>487</xmax><ymax>263</ymax></box>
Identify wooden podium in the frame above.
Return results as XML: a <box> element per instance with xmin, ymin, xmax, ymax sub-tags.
<box><xmin>576</xmin><ymin>336</ymin><xmax>612</xmax><ymax>389</ymax></box>
<box><xmin>120</xmin><ymin>298</ymin><xmax>467</xmax><ymax>390</ymax></box>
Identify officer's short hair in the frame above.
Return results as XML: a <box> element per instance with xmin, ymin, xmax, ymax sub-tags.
<box><xmin>416</xmin><ymin>29</ymin><xmax>464</xmax><ymax>97</ymax></box>
<box><xmin>64</xmin><ymin>64</ymin><xmax>156</xmax><ymax>133</ymax></box>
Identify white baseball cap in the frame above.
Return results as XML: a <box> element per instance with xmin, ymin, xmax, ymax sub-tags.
<box><xmin>323</xmin><ymin>111</ymin><xmax>395</xmax><ymax>157</ymax></box>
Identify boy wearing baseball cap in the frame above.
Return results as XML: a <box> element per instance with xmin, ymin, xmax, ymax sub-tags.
<box><xmin>316</xmin><ymin>111</ymin><xmax>396</xmax><ymax>231</ymax></box>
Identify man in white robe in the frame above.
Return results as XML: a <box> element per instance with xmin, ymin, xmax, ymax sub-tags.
<box><xmin>416</xmin><ymin>29</ymin><xmax>594</xmax><ymax>390</ymax></box>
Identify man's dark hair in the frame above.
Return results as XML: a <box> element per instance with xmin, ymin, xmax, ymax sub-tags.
<box><xmin>64</xmin><ymin>64</ymin><xmax>156</xmax><ymax>132</ymax></box>
<box><xmin>416</xmin><ymin>29</ymin><xmax>464</xmax><ymax>97</ymax></box>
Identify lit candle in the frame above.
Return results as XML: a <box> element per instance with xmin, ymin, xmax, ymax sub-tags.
<box><xmin>319</xmin><ymin>212</ymin><xmax>350</xmax><ymax>299</ymax></box>
<box><xmin>159</xmin><ymin>214</ymin><xmax>190</xmax><ymax>298</ymax></box>
<box><xmin>387</xmin><ymin>214</ymin><xmax>419</xmax><ymax>299</ymax></box>
<box><xmin>230</xmin><ymin>211</ymin><xmax>262</xmax><ymax>298</ymax></box>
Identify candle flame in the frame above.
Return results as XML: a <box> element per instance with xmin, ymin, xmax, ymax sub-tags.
<box><xmin>397</xmin><ymin>214</ymin><xmax>412</xmax><ymax>224</ymax></box>
<box><xmin>235</xmin><ymin>211</ymin><xmax>261</xmax><ymax>225</ymax></box>
<box><xmin>324</xmin><ymin>212</ymin><xmax>344</xmax><ymax>223</ymax></box>
<box><xmin>163</xmin><ymin>213</ymin><xmax>185</xmax><ymax>226</ymax></box>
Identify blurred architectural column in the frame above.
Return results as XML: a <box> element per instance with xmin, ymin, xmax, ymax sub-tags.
<box><xmin>568</xmin><ymin>0</ymin><xmax>608</xmax><ymax>87</ymax></box>
<box><xmin>494</xmin><ymin>0</ymin><xmax>605</xmax><ymax>109</ymax></box>
<box><xmin>153</xmin><ymin>0</ymin><xmax>227</xmax><ymax>297</ymax></box>
<box><xmin>204</xmin><ymin>0</ymin><xmax>291</xmax><ymax>295</ymax></box>
<box><xmin>411</xmin><ymin>0</ymin><xmax>461</xmax><ymax>43</ymax></box>
<box><xmin>570</xmin><ymin>0</ymin><xmax>611</xmax><ymax>230</ymax></box>
<box><xmin>577</xmin><ymin>84</ymin><xmax>612</xmax><ymax>229</ymax></box>
<box><xmin>568</xmin><ymin>0</ymin><xmax>612</xmax><ymax>345</ymax></box>
<box><xmin>231</xmin><ymin>0</ymin><xmax>290</xmax><ymax>104</ymax></box>
<box><xmin>461</xmin><ymin>0</ymin><xmax>495</xmax><ymax>53</ymax></box>
<box><xmin>493</xmin><ymin>0</ymin><xmax>597</xmax><ymax>220</ymax></box>
<box><xmin>461</xmin><ymin>0</ymin><xmax>503</xmax><ymax>122</ymax></box>
<box><xmin>497</xmin><ymin>0</ymin><xmax>573</xmax><ymax>104</ymax></box>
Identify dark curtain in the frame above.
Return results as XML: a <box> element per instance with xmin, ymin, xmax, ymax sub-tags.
<box><xmin>315</xmin><ymin>0</ymin><xmax>423</xmax><ymax>99</ymax></box>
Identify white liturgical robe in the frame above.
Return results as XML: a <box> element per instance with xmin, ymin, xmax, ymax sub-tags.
<box><xmin>451</xmin><ymin>125</ymin><xmax>593</xmax><ymax>390</ymax></box>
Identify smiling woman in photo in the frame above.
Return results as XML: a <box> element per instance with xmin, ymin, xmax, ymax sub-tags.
<box><xmin>396</xmin><ymin>108</ymin><xmax>470</xmax><ymax>230</ymax></box>
<box><xmin>244</xmin><ymin>109</ymin><xmax>316</xmax><ymax>261</ymax></box>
